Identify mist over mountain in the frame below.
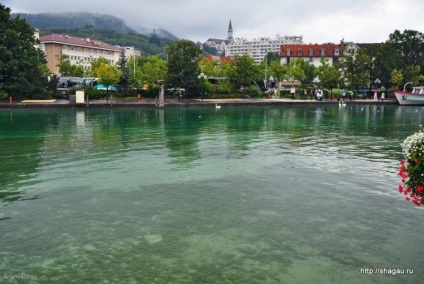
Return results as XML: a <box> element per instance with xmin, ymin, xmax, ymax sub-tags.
<box><xmin>12</xmin><ymin>12</ymin><xmax>178</xmax><ymax>40</ymax></box>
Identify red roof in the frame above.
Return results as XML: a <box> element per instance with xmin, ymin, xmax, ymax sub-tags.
<box><xmin>280</xmin><ymin>43</ymin><xmax>343</xmax><ymax>57</ymax></box>
<box><xmin>206</xmin><ymin>55</ymin><xmax>233</xmax><ymax>62</ymax></box>
<box><xmin>40</xmin><ymin>33</ymin><xmax>121</xmax><ymax>51</ymax></box>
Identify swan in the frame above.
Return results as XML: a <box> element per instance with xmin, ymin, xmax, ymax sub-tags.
<box><xmin>339</xmin><ymin>101</ymin><xmax>346</xmax><ymax>107</ymax></box>
<box><xmin>215</xmin><ymin>104</ymin><xmax>221</xmax><ymax>109</ymax></box>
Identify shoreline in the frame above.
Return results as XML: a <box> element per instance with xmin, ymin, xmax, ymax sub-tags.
<box><xmin>0</xmin><ymin>98</ymin><xmax>399</xmax><ymax>109</ymax></box>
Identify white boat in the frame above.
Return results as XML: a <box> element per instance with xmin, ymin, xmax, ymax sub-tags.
<box><xmin>394</xmin><ymin>86</ymin><xmax>424</xmax><ymax>105</ymax></box>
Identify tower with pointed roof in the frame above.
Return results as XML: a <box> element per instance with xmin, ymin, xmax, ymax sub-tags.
<box><xmin>228</xmin><ymin>20</ymin><xmax>233</xmax><ymax>42</ymax></box>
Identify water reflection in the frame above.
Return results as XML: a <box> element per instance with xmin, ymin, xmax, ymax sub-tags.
<box><xmin>1</xmin><ymin>105</ymin><xmax>424</xmax><ymax>283</ymax></box>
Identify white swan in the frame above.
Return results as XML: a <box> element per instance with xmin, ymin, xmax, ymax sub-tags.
<box><xmin>339</xmin><ymin>101</ymin><xmax>346</xmax><ymax>107</ymax></box>
<box><xmin>215</xmin><ymin>104</ymin><xmax>221</xmax><ymax>109</ymax></box>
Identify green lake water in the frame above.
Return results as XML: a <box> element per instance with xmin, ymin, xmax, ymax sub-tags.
<box><xmin>0</xmin><ymin>105</ymin><xmax>423</xmax><ymax>283</ymax></box>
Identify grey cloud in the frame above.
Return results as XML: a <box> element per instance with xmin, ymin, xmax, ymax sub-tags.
<box><xmin>5</xmin><ymin>0</ymin><xmax>424</xmax><ymax>43</ymax></box>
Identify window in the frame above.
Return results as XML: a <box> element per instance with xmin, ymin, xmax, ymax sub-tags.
<box><xmin>321</xmin><ymin>49</ymin><xmax>326</xmax><ymax>56</ymax></box>
<box><xmin>297</xmin><ymin>49</ymin><xmax>303</xmax><ymax>56</ymax></box>
<box><xmin>309</xmin><ymin>49</ymin><xmax>314</xmax><ymax>56</ymax></box>
<box><xmin>286</xmin><ymin>49</ymin><xmax>291</xmax><ymax>56</ymax></box>
<box><xmin>334</xmin><ymin>48</ymin><xmax>339</xmax><ymax>56</ymax></box>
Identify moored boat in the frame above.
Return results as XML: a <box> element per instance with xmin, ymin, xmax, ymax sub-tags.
<box><xmin>394</xmin><ymin>86</ymin><xmax>424</xmax><ymax>105</ymax></box>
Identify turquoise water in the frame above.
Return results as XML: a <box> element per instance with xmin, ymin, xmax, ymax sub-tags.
<box><xmin>0</xmin><ymin>105</ymin><xmax>423</xmax><ymax>283</ymax></box>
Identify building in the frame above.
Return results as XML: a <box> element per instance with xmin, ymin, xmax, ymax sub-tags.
<box><xmin>204</xmin><ymin>20</ymin><xmax>233</xmax><ymax>55</ymax></box>
<box><xmin>280</xmin><ymin>43</ymin><xmax>343</xmax><ymax>67</ymax></box>
<box><xmin>224</xmin><ymin>19</ymin><xmax>304</xmax><ymax>64</ymax></box>
<box><xmin>122</xmin><ymin>46</ymin><xmax>141</xmax><ymax>59</ymax></box>
<box><xmin>204</xmin><ymin>38</ymin><xmax>229</xmax><ymax>55</ymax></box>
<box><xmin>39</xmin><ymin>33</ymin><xmax>122</xmax><ymax>75</ymax></box>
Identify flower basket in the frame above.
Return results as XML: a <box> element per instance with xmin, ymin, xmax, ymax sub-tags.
<box><xmin>398</xmin><ymin>127</ymin><xmax>424</xmax><ymax>206</ymax></box>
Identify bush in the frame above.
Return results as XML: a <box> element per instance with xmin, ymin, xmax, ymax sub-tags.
<box><xmin>0</xmin><ymin>89</ymin><xmax>8</xmax><ymax>100</ymax></box>
<box><xmin>32</xmin><ymin>90</ymin><xmax>52</xmax><ymax>100</ymax></box>
<box><xmin>246</xmin><ymin>85</ymin><xmax>264</xmax><ymax>98</ymax></box>
<box><xmin>84</xmin><ymin>87</ymin><xmax>107</xmax><ymax>99</ymax></box>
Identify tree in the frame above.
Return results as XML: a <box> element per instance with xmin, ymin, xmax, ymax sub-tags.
<box><xmin>388</xmin><ymin>29</ymin><xmax>424</xmax><ymax>84</ymax></box>
<box><xmin>90</xmin><ymin>57</ymin><xmax>110</xmax><ymax>76</ymax></box>
<box><xmin>141</xmin><ymin>55</ymin><xmax>167</xmax><ymax>85</ymax></box>
<box><xmin>117</xmin><ymin>48</ymin><xmax>129</xmax><ymax>96</ymax></box>
<box><xmin>167</xmin><ymin>39</ymin><xmax>201</xmax><ymax>95</ymax></box>
<box><xmin>337</xmin><ymin>47</ymin><xmax>370</xmax><ymax>90</ymax></box>
<box><xmin>291</xmin><ymin>58</ymin><xmax>316</xmax><ymax>84</ymax></box>
<box><xmin>316</xmin><ymin>57</ymin><xmax>341</xmax><ymax>98</ymax></box>
<box><xmin>0</xmin><ymin>4</ymin><xmax>48</xmax><ymax>99</ymax></box>
<box><xmin>390</xmin><ymin>69</ymin><xmax>403</xmax><ymax>90</ymax></box>
<box><xmin>285</xmin><ymin>60</ymin><xmax>306</xmax><ymax>86</ymax></box>
<box><xmin>268</xmin><ymin>60</ymin><xmax>288</xmax><ymax>93</ymax></box>
<box><xmin>228</xmin><ymin>54</ymin><xmax>260</xmax><ymax>96</ymax></box>
<box><xmin>57</xmin><ymin>55</ymin><xmax>85</xmax><ymax>77</ymax></box>
<box><xmin>95</xmin><ymin>63</ymin><xmax>122</xmax><ymax>97</ymax></box>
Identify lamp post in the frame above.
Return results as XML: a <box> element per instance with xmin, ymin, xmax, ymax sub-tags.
<box><xmin>268</xmin><ymin>76</ymin><xmax>274</xmax><ymax>99</ymax></box>
<box><xmin>263</xmin><ymin>50</ymin><xmax>268</xmax><ymax>91</ymax></box>
<box><xmin>198</xmin><ymin>72</ymin><xmax>207</xmax><ymax>101</ymax></box>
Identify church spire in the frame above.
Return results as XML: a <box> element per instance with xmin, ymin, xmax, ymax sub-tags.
<box><xmin>228</xmin><ymin>20</ymin><xmax>233</xmax><ymax>42</ymax></box>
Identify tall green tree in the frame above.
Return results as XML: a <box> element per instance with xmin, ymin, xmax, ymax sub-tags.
<box><xmin>117</xmin><ymin>48</ymin><xmax>129</xmax><ymax>95</ymax></box>
<box><xmin>268</xmin><ymin>60</ymin><xmax>288</xmax><ymax>92</ymax></box>
<box><xmin>291</xmin><ymin>58</ymin><xmax>316</xmax><ymax>84</ymax></box>
<box><xmin>167</xmin><ymin>39</ymin><xmax>201</xmax><ymax>94</ymax></box>
<box><xmin>0</xmin><ymin>4</ymin><xmax>47</xmax><ymax>98</ymax></box>
<box><xmin>141</xmin><ymin>55</ymin><xmax>167</xmax><ymax>86</ymax></box>
<box><xmin>337</xmin><ymin>47</ymin><xmax>370</xmax><ymax>90</ymax></box>
<box><xmin>229</xmin><ymin>54</ymin><xmax>260</xmax><ymax>95</ymax></box>
<box><xmin>316</xmin><ymin>57</ymin><xmax>341</xmax><ymax>97</ymax></box>
<box><xmin>285</xmin><ymin>60</ymin><xmax>306</xmax><ymax>86</ymax></box>
<box><xmin>388</xmin><ymin>29</ymin><xmax>424</xmax><ymax>84</ymax></box>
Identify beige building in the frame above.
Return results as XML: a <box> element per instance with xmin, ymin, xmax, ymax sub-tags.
<box><xmin>39</xmin><ymin>33</ymin><xmax>122</xmax><ymax>75</ymax></box>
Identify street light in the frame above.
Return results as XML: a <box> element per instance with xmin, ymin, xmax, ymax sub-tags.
<box><xmin>263</xmin><ymin>50</ymin><xmax>268</xmax><ymax>91</ymax></box>
<box><xmin>198</xmin><ymin>72</ymin><xmax>207</xmax><ymax>101</ymax></box>
<box><xmin>268</xmin><ymin>76</ymin><xmax>275</xmax><ymax>99</ymax></box>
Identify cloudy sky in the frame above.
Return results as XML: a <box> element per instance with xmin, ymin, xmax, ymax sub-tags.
<box><xmin>4</xmin><ymin>0</ymin><xmax>424</xmax><ymax>43</ymax></box>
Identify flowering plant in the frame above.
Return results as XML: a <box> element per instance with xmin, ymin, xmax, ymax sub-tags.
<box><xmin>398</xmin><ymin>127</ymin><xmax>424</xmax><ymax>206</ymax></box>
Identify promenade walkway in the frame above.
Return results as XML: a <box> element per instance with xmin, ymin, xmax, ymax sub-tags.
<box><xmin>0</xmin><ymin>97</ymin><xmax>398</xmax><ymax>109</ymax></box>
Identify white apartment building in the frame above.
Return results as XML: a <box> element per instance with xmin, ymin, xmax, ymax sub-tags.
<box><xmin>225</xmin><ymin>34</ymin><xmax>304</xmax><ymax>64</ymax></box>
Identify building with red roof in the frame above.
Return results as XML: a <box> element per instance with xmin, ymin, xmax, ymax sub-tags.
<box><xmin>280</xmin><ymin>43</ymin><xmax>343</xmax><ymax>67</ymax></box>
<box><xmin>40</xmin><ymin>33</ymin><xmax>122</xmax><ymax>75</ymax></box>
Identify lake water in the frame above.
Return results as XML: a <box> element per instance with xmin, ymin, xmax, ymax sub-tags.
<box><xmin>1</xmin><ymin>105</ymin><xmax>423</xmax><ymax>283</ymax></box>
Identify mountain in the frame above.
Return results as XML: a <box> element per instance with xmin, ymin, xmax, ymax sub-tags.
<box><xmin>12</xmin><ymin>12</ymin><xmax>178</xmax><ymax>56</ymax></box>
<box><xmin>12</xmin><ymin>12</ymin><xmax>178</xmax><ymax>40</ymax></box>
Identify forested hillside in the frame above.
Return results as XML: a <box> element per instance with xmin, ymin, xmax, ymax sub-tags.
<box><xmin>12</xmin><ymin>12</ymin><xmax>177</xmax><ymax>56</ymax></box>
